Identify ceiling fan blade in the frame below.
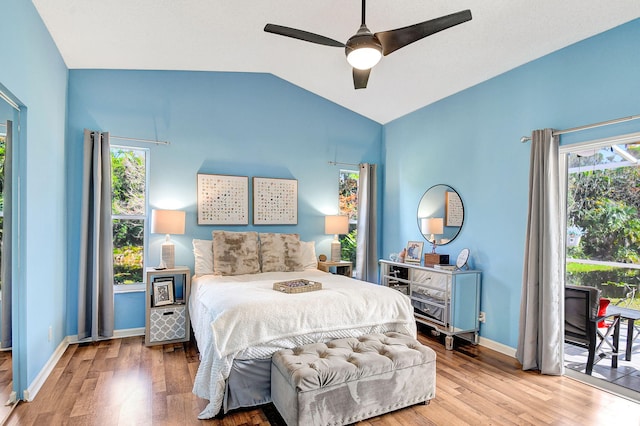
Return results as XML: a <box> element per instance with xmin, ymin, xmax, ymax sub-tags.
<box><xmin>264</xmin><ymin>24</ymin><xmax>345</xmax><ymax>48</ymax></box>
<box><xmin>375</xmin><ymin>9</ymin><xmax>472</xmax><ymax>56</ymax></box>
<box><xmin>353</xmin><ymin>68</ymin><xmax>371</xmax><ymax>89</ymax></box>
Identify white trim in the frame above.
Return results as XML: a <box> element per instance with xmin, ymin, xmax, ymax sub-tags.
<box><xmin>23</xmin><ymin>338</ymin><xmax>69</xmax><ymax>402</ymax></box>
<box><xmin>114</xmin><ymin>284</ymin><xmax>145</xmax><ymax>293</ymax></box>
<box><xmin>478</xmin><ymin>336</ymin><xmax>517</xmax><ymax>358</ymax></box>
<box><xmin>564</xmin><ymin>369</ymin><xmax>640</xmax><ymax>403</ymax></box>
<box><xmin>559</xmin><ymin>131</ymin><xmax>640</xmax><ymax>153</ymax></box>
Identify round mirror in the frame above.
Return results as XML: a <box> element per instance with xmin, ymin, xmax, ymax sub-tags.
<box><xmin>417</xmin><ymin>184</ymin><xmax>464</xmax><ymax>246</ymax></box>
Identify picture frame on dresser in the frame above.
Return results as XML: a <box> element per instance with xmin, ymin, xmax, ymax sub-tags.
<box><xmin>405</xmin><ymin>241</ymin><xmax>423</xmax><ymax>263</ymax></box>
<box><xmin>153</xmin><ymin>277</ymin><xmax>175</xmax><ymax>306</ymax></box>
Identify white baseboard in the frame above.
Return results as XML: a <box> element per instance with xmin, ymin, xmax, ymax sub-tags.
<box><xmin>478</xmin><ymin>336</ymin><xmax>517</xmax><ymax>358</ymax></box>
<box><xmin>23</xmin><ymin>338</ymin><xmax>69</xmax><ymax>402</ymax></box>
<box><xmin>23</xmin><ymin>328</ymin><xmax>145</xmax><ymax>402</ymax></box>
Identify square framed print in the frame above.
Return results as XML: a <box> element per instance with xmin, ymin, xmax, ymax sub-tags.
<box><xmin>197</xmin><ymin>173</ymin><xmax>249</xmax><ymax>225</ymax></box>
<box><xmin>405</xmin><ymin>241</ymin><xmax>424</xmax><ymax>264</ymax></box>
<box><xmin>253</xmin><ymin>177</ymin><xmax>298</xmax><ymax>225</ymax></box>
<box><xmin>153</xmin><ymin>277</ymin><xmax>175</xmax><ymax>307</ymax></box>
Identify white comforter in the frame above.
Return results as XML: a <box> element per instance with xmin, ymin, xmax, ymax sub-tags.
<box><xmin>189</xmin><ymin>269</ymin><xmax>416</xmax><ymax>419</ymax></box>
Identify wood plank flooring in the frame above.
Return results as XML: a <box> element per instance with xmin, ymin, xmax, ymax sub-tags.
<box><xmin>5</xmin><ymin>329</ymin><xmax>640</xmax><ymax>425</ymax></box>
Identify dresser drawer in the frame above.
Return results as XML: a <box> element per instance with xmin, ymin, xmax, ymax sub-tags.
<box><xmin>411</xmin><ymin>269</ymin><xmax>450</xmax><ymax>291</ymax></box>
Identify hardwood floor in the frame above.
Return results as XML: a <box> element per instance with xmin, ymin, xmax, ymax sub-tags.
<box><xmin>0</xmin><ymin>350</ymin><xmax>14</xmax><ymax>424</ymax></box>
<box><xmin>5</xmin><ymin>329</ymin><xmax>640</xmax><ymax>425</ymax></box>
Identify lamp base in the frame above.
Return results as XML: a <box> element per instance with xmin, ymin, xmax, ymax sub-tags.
<box><xmin>161</xmin><ymin>240</ymin><xmax>175</xmax><ymax>269</ymax></box>
<box><xmin>330</xmin><ymin>240</ymin><xmax>342</xmax><ymax>262</ymax></box>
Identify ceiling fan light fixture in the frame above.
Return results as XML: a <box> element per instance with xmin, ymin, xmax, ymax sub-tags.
<box><xmin>345</xmin><ymin>26</ymin><xmax>382</xmax><ymax>70</ymax></box>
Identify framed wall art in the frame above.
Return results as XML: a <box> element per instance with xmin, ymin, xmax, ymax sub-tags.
<box><xmin>197</xmin><ymin>173</ymin><xmax>249</xmax><ymax>225</ymax></box>
<box><xmin>445</xmin><ymin>191</ymin><xmax>463</xmax><ymax>227</ymax></box>
<box><xmin>253</xmin><ymin>177</ymin><xmax>298</xmax><ymax>225</ymax></box>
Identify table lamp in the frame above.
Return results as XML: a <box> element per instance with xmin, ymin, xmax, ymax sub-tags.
<box><xmin>151</xmin><ymin>209</ymin><xmax>186</xmax><ymax>269</ymax></box>
<box><xmin>325</xmin><ymin>215</ymin><xmax>349</xmax><ymax>262</ymax></box>
<box><xmin>421</xmin><ymin>217</ymin><xmax>444</xmax><ymax>254</ymax></box>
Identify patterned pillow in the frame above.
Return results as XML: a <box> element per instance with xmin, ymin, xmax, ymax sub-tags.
<box><xmin>212</xmin><ymin>231</ymin><xmax>260</xmax><ymax>275</ymax></box>
<box><xmin>259</xmin><ymin>233</ymin><xmax>304</xmax><ymax>272</ymax></box>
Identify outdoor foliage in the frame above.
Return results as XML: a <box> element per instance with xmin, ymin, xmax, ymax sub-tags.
<box><xmin>567</xmin><ymin>148</ymin><xmax>640</xmax><ymax>306</ymax></box>
<box><xmin>339</xmin><ymin>170</ymin><xmax>359</xmax><ymax>264</ymax></box>
<box><xmin>111</xmin><ymin>148</ymin><xmax>146</xmax><ymax>284</ymax></box>
<box><xmin>567</xmin><ymin>160</ymin><xmax>640</xmax><ymax>263</ymax></box>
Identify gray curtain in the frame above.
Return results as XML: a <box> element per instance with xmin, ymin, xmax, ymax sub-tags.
<box><xmin>78</xmin><ymin>129</ymin><xmax>114</xmax><ymax>340</ymax></box>
<box><xmin>355</xmin><ymin>163</ymin><xmax>378</xmax><ymax>283</ymax></box>
<box><xmin>1</xmin><ymin>120</ymin><xmax>13</xmax><ymax>348</ymax></box>
<box><xmin>516</xmin><ymin>128</ymin><xmax>565</xmax><ymax>375</ymax></box>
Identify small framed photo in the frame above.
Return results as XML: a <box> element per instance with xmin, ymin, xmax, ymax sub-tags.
<box><xmin>405</xmin><ymin>241</ymin><xmax>424</xmax><ymax>264</ymax></box>
<box><xmin>153</xmin><ymin>277</ymin><xmax>175</xmax><ymax>307</ymax></box>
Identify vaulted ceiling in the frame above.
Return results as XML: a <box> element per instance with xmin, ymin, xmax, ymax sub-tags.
<box><xmin>33</xmin><ymin>0</ymin><xmax>640</xmax><ymax>124</ymax></box>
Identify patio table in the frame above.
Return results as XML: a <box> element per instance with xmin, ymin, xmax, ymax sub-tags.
<box><xmin>607</xmin><ymin>305</ymin><xmax>640</xmax><ymax>361</ymax></box>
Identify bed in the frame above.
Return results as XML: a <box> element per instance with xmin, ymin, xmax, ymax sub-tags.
<box><xmin>188</xmin><ymin>232</ymin><xmax>416</xmax><ymax>419</ymax></box>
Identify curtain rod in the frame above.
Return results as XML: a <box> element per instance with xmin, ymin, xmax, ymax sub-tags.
<box><xmin>328</xmin><ymin>161</ymin><xmax>359</xmax><ymax>167</ymax></box>
<box><xmin>111</xmin><ymin>135</ymin><xmax>170</xmax><ymax>146</ymax></box>
<box><xmin>520</xmin><ymin>114</ymin><xmax>640</xmax><ymax>143</ymax></box>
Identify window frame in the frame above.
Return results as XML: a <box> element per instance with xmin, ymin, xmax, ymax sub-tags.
<box><xmin>111</xmin><ymin>144</ymin><xmax>150</xmax><ymax>293</ymax></box>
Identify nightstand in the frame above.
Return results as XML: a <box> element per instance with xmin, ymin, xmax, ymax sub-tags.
<box><xmin>318</xmin><ymin>260</ymin><xmax>353</xmax><ymax>277</ymax></box>
<box><xmin>145</xmin><ymin>266</ymin><xmax>191</xmax><ymax>346</ymax></box>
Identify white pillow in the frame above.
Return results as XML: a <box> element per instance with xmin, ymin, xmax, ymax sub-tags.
<box><xmin>300</xmin><ymin>240</ymin><xmax>318</xmax><ymax>270</ymax></box>
<box><xmin>192</xmin><ymin>239</ymin><xmax>214</xmax><ymax>276</ymax></box>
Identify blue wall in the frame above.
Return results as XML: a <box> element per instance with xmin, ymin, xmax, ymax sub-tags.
<box><xmin>383</xmin><ymin>18</ymin><xmax>640</xmax><ymax>349</ymax></box>
<box><xmin>67</xmin><ymin>70</ymin><xmax>382</xmax><ymax>331</ymax></box>
<box><xmin>0</xmin><ymin>0</ymin><xmax>68</xmax><ymax>398</ymax></box>
<box><xmin>3</xmin><ymin>0</ymin><xmax>640</xmax><ymax>400</ymax></box>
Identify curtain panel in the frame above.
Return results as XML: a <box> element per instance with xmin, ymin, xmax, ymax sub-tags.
<box><xmin>516</xmin><ymin>128</ymin><xmax>565</xmax><ymax>375</ymax></box>
<box><xmin>355</xmin><ymin>163</ymin><xmax>378</xmax><ymax>283</ymax></box>
<box><xmin>78</xmin><ymin>129</ymin><xmax>114</xmax><ymax>340</ymax></box>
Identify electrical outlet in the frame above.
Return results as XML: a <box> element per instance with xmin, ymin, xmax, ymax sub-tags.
<box><xmin>478</xmin><ymin>311</ymin><xmax>486</xmax><ymax>323</ymax></box>
<box><xmin>48</xmin><ymin>326</ymin><xmax>52</xmax><ymax>342</ymax></box>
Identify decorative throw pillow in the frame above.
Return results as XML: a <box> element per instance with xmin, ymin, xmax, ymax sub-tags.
<box><xmin>192</xmin><ymin>239</ymin><xmax>214</xmax><ymax>276</ymax></box>
<box><xmin>259</xmin><ymin>233</ymin><xmax>304</xmax><ymax>272</ymax></box>
<box><xmin>299</xmin><ymin>240</ymin><xmax>318</xmax><ymax>270</ymax></box>
<box><xmin>212</xmin><ymin>231</ymin><xmax>260</xmax><ymax>276</ymax></box>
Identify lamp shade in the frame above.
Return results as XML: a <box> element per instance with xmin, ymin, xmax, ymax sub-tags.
<box><xmin>421</xmin><ymin>217</ymin><xmax>444</xmax><ymax>235</ymax></box>
<box><xmin>325</xmin><ymin>215</ymin><xmax>349</xmax><ymax>235</ymax></box>
<box><xmin>151</xmin><ymin>209</ymin><xmax>186</xmax><ymax>235</ymax></box>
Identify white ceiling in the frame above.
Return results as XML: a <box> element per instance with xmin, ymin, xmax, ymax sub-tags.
<box><xmin>32</xmin><ymin>0</ymin><xmax>640</xmax><ymax>124</ymax></box>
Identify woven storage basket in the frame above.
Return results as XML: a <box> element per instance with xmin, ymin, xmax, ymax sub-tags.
<box><xmin>273</xmin><ymin>279</ymin><xmax>322</xmax><ymax>294</ymax></box>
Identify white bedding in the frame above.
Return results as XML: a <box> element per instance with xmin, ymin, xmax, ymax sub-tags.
<box><xmin>189</xmin><ymin>269</ymin><xmax>416</xmax><ymax>419</ymax></box>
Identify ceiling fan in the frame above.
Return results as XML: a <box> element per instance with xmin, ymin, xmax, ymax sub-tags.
<box><xmin>264</xmin><ymin>0</ymin><xmax>472</xmax><ymax>89</ymax></box>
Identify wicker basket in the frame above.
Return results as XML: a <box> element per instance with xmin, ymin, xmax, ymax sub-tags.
<box><xmin>273</xmin><ymin>279</ymin><xmax>322</xmax><ymax>294</ymax></box>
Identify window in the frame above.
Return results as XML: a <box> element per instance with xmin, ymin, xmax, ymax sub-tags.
<box><xmin>111</xmin><ymin>146</ymin><xmax>148</xmax><ymax>288</ymax></box>
<box><xmin>339</xmin><ymin>169</ymin><xmax>359</xmax><ymax>264</ymax></box>
<box><xmin>564</xmin><ymin>140</ymin><xmax>640</xmax><ymax>307</ymax></box>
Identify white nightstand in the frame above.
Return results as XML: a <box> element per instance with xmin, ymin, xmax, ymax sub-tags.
<box><xmin>318</xmin><ymin>260</ymin><xmax>353</xmax><ymax>277</ymax></box>
<box><xmin>145</xmin><ymin>266</ymin><xmax>191</xmax><ymax>346</ymax></box>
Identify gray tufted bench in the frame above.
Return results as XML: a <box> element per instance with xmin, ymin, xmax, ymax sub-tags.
<box><xmin>270</xmin><ymin>332</ymin><xmax>436</xmax><ymax>426</ymax></box>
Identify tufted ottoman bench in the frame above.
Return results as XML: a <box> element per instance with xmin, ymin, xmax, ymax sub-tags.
<box><xmin>270</xmin><ymin>332</ymin><xmax>436</xmax><ymax>426</ymax></box>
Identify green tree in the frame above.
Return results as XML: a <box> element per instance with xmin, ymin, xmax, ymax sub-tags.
<box><xmin>567</xmin><ymin>155</ymin><xmax>640</xmax><ymax>263</ymax></box>
<box><xmin>111</xmin><ymin>148</ymin><xmax>146</xmax><ymax>284</ymax></box>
